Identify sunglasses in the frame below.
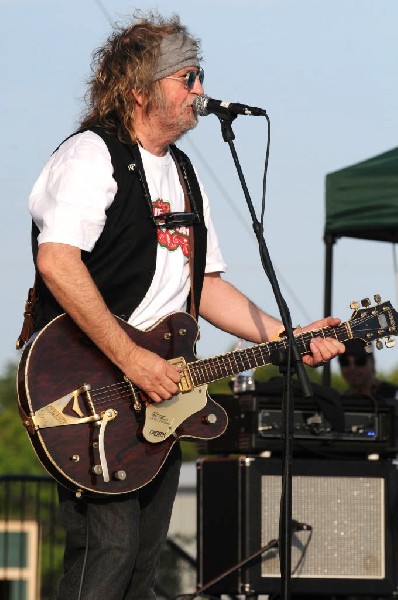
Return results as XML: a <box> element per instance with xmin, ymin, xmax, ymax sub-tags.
<box><xmin>165</xmin><ymin>67</ymin><xmax>204</xmax><ymax>90</ymax></box>
<box><xmin>338</xmin><ymin>355</ymin><xmax>369</xmax><ymax>367</ymax></box>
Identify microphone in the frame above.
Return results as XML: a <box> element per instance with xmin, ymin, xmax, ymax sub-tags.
<box><xmin>194</xmin><ymin>94</ymin><xmax>267</xmax><ymax>118</ymax></box>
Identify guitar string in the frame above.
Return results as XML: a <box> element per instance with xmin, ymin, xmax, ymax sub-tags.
<box><xmin>77</xmin><ymin>314</ymin><xmax>381</xmax><ymax>412</ymax></box>
<box><xmin>85</xmin><ymin>328</ymin><xmax>317</xmax><ymax>407</ymax></box>
<box><xmin>90</xmin><ymin>322</ymin><xmax>351</xmax><ymax>404</ymax></box>
<box><xmin>187</xmin><ymin>315</ymin><xmax>382</xmax><ymax>385</ymax></box>
<box><xmin>189</xmin><ymin>325</ymin><xmax>340</xmax><ymax>385</ymax></box>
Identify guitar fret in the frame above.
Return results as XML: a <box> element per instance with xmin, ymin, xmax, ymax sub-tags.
<box><xmin>193</xmin><ymin>361</ymin><xmax>206</xmax><ymax>386</ymax></box>
<box><xmin>231</xmin><ymin>352</ymin><xmax>241</xmax><ymax>373</ymax></box>
<box><xmin>205</xmin><ymin>359</ymin><xmax>218</xmax><ymax>381</ymax></box>
<box><xmin>205</xmin><ymin>361</ymin><xmax>216</xmax><ymax>382</ymax></box>
<box><xmin>187</xmin><ymin>364</ymin><xmax>199</xmax><ymax>387</ymax></box>
<box><xmin>203</xmin><ymin>359</ymin><xmax>216</xmax><ymax>382</ymax></box>
<box><xmin>251</xmin><ymin>351</ymin><xmax>261</xmax><ymax>367</ymax></box>
<box><xmin>214</xmin><ymin>357</ymin><xmax>229</xmax><ymax>379</ymax></box>
<box><xmin>219</xmin><ymin>355</ymin><xmax>232</xmax><ymax>377</ymax></box>
<box><xmin>253</xmin><ymin>347</ymin><xmax>266</xmax><ymax>367</ymax></box>
<box><xmin>342</xmin><ymin>323</ymin><xmax>351</xmax><ymax>340</ymax></box>
<box><xmin>190</xmin><ymin>342</ymin><xmax>273</xmax><ymax>386</ymax></box>
<box><xmin>241</xmin><ymin>350</ymin><xmax>252</xmax><ymax>371</ymax></box>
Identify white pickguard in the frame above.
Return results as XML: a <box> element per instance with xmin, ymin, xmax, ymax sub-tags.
<box><xmin>142</xmin><ymin>385</ymin><xmax>207</xmax><ymax>443</ymax></box>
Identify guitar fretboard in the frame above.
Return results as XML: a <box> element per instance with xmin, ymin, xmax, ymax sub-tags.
<box><xmin>188</xmin><ymin>324</ymin><xmax>348</xmax><ymax>387</ymax></box>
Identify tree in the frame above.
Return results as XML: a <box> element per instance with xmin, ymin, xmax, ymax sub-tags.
<box><xmin>0</xmin><ymin>361</ymin><xmax>46</xmax><ymax>475</ymax></box>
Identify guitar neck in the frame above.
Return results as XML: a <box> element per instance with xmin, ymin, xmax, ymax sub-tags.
<box><xmin>189</xmin><ymin>323</ymin><xmax>350</xmax><ymax>387</ymax></box>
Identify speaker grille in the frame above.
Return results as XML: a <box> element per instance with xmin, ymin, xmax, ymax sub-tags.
<box><xmin>261</xmin><ymin>475</ymin><xmax>385</xmax><ymax>579</ymax></box>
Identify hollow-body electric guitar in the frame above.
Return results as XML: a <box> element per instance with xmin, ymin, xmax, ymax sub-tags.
<box><xmin>17</xmin><ymin>297</ymin><xmax>397</xmax><ymax>496</ymax></box>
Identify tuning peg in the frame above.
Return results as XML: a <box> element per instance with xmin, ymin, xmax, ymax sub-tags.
<box><xmin>375</xmin><ymin>340</ymin><xmax>383</xmax><ymax>350</ymax></box>
<box><xmin>361</xmin><ymin>298</ymin><xmax>371</xmax><ymax>307</ymax></box>
<box><xmin>365</xmin><ymin>344</ymin><xmax>374</xmax><ymax>353</ymax></box>
<box><xmin>350</xmin><ymin>301</ymin><xmax>360</xmax><ymax>310</ymax></box>
<box><xmin>386</xmin><ymin>337</ymin><xmax>396</xmax><ymax>348</ymax></box>
<box><xmin>374</xmin><ymin>294</ymin><xmax>382</xmax><ymax>304</ymax></box>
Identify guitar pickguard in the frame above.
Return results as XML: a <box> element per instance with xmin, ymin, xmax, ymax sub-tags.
<box><xmin>143</xmin><ymin>385</ymin><xmax>208</xmax><ymax>442</ymax></box>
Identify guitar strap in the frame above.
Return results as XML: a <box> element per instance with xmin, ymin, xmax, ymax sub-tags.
<box><xmin>16</xmin><ymin>277</ymin><xmax>38</xmax><ymax>350</ymax></box>
<box><xmin>170</xmin><ymin>148</ymin><xmax>197</xmax><ymax>321</ymax></box>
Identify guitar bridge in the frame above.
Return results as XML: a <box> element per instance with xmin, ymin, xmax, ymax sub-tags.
<box><xmin>29</xmin><ymin>384</ymin><xmax>101</xmax><ymax>431</ymax></box>
<box><xmin>169</xmin><ymin>357</ymin><xmax>193</xmax><ymax>393</ymax></box>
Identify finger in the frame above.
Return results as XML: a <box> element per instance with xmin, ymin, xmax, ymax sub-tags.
<box><xmin>317</xmin><ymin>337</ymin><xmax>345</xmax><ymax>355</ymax></box>
<box><xmin>166</xmin><ymin>365</ymin><xmax>183</xmax><ymax>384</ymax></box>
<box><xmin>147</xmin><ymin>391</ymin><xmax>163</xmax><ymax>403</ymax></box>
<box><xmin>148</xmin><ymin>384</ymin><xmax>175</xmax><ymax>402</ymax></box>
<box><xmin>309</xmin><ymin>338</ymin><xmax>343</xmax><ymax>364</ymax></box>
<box><xmin>302</xmin><ymin>355</ymin><xmax>320</xmax><ymax>368</ymax></box>
<box><xmin>322</xmin><ymin>316</ymin><xmax>341</xmax><ymax>327</ymax></box>
<box><xmin>303</xmin><ymin>352</ymin><xmax>328</xmax><ymax>368</ymax></box>
<box><xmin>163</xmin><ymin>379</ymin><xmax>180</xmax><ymax>396</ymax></box>
<box><xmin>308</xmin><ymin>341</ymin><xmax>324</xmax><ymax>364</ymax></box>
<box><xmin>303</xmin><ymin>316</ymin><xmax>341</xmax><ymax>332</ymax></box>
<box><xmin>154</xmin><ymin>377</ymin><xmax>182</xmax><ymax>400</ymax></box>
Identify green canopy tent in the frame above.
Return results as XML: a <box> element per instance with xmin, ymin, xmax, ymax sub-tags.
<box><xmin>323</xmin><ymin>146</ymin><xmax>398</xmax><ymax>385</ymax></box>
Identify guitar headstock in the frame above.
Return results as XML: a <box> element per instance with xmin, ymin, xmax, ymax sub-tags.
<box><xmin>348</xmin><ymin>295</ymin><xmax>398</xmax><ymax>349</ymax></box>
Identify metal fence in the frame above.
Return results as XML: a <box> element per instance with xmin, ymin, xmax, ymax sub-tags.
<box><xmin>0</xmin><ymin>474</ymin><xmax>197</xmax><ymax>600</ymax></box>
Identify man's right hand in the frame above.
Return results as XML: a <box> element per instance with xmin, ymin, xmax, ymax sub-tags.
<box><xmin>125</xmin><ymin>345</ymin><xmax>183</xmax><ymax>403</ymax></box>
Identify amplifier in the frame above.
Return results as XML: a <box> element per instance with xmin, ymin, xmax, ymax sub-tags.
<box><xmin>200</xmin><ymin>381</ymin><xmax>398</xmax><ymax>457</ymax></box>
<box><xmin>197</xmin><ymin>456</ymin><xmax>398</xmax><ymax>596</ymax></box>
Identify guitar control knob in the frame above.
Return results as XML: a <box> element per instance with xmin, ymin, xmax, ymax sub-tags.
<box><xmin>202</xmin><ymin>413</ymin><xmax>217</xmax><ymax>425</ymax></box>
<box><xmin>92</xmin><ymin>465</ymin><xmax>103</xmax><ymax>475</ymax></box>
<box><xmin>113</xmin><ymin>470</ymin><xmax>127</xmax><ymax>481</ymax></box>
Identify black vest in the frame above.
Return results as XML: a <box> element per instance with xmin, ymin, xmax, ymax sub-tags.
<box><xmin>32</xmin><ymin>128</ymin><xmax>208</xmax><ymax>330</ymax></box>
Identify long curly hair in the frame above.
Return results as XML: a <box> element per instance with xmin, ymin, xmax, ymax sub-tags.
<box><xmin>79</xmin><ymin>11</ymin><xmax>201</xmax><ymax>143</ymax></box>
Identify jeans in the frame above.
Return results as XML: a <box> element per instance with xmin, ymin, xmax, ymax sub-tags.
<box><xmin>56</xmin><ymin>443</ymin><xmax>182</xmax><ymax>600</ymax></box>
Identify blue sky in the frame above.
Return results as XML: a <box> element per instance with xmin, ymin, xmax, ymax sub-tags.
<box><xmin>2</xmin><ymin>0</ymin><xmax>398</xmax><ymax>377</ymax></box>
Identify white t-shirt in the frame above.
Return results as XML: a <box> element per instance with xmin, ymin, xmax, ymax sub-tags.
<box><xmin>29</xmin><ymin>131</ymin><xmax>226</xmax><ymax>329</ymax></box>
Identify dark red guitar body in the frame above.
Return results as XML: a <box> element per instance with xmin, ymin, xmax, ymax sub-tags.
<box><xmin>17</xmin><ymin>312</ymin><xmax>227</xmax><ymax>496</ymax></box>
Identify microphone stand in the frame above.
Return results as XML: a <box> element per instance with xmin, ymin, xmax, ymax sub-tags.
<box><xmin>216</xmin><ymin>113</ymin><xmax>314</xmax><ymax>600</ymax></box>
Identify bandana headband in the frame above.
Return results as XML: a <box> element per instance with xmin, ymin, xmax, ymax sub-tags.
<box><xmin>153</xmin><ymin>32</ymin><xmax>199</xmax><ymax>81</ymax></box>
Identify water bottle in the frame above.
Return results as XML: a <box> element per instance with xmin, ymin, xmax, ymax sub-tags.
<box><xmin>233</xmin><ymin>368</ymin><xmax>256</xmax><ymax>394</ymax></box>
<box><xmin>231</xmin><ymin>338</ymin><xmax>256</xmax><ymax>394</ymax></box>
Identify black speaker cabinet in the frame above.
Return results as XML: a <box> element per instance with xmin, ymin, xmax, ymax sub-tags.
<box><xmin>197</xmin><ymin>457</ymin><xmax>398</xmax><ymax>596</ymax></box>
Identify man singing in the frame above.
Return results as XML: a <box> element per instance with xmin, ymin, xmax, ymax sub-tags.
<box><xmin>27</xmin><ymin>11</ymin><xmax>344</xmax><ymax>599</ymax></box>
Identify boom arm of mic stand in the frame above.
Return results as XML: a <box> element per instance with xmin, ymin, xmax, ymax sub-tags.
<box><xmin>216</xmin><ymin>115</ymin><xmax>314</xmax><ymax>600</ymax></box>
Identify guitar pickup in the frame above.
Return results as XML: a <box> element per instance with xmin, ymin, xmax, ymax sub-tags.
<box><xmin>168</xmin><ymin>357</ymin><xmax>193</xmax><ymax>393</ymax></box>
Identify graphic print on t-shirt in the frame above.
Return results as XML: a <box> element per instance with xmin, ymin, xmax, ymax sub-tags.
<box><xmin>152</xmin><ymin>199</ymin><xmax>189</xmax><ymax>257</ymax></box>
